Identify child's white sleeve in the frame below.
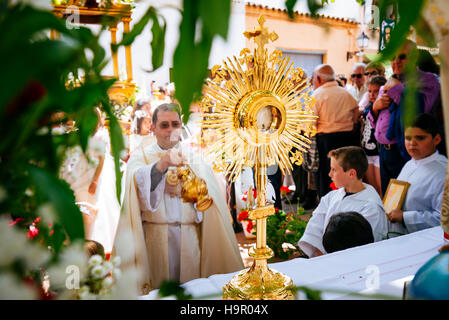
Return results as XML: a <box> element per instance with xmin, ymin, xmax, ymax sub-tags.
<box><xmin>298</xmin><ymin>198</ymin><xmax>328</xmax><ymax>257</ymax></box>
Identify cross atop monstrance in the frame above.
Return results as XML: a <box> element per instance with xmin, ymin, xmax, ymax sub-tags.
<box><xmin>243</xmin><ymin>15</ymin><xmax>279</xmax><ymax>64</ymax></box>
<box><xmin>200</xmin><ymin>15</ymin><xmax>317</xmax><ymax>300</ymax></box>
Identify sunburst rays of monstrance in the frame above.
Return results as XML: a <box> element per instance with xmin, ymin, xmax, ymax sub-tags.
<box><xmin>200</xmin><ymin>15</ymin><xmax>317</xmax><ymax>300</ymax></box>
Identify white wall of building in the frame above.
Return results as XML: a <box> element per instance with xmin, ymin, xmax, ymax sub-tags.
<box><xmin>82</xmin><ymin>0</ymin><xmax>375</xmax><ymax>98</ymax></box>
<box><xmin>85</xmin><ymin>0</ymin><xmax>246</xmax><ymax>99</ymax></box>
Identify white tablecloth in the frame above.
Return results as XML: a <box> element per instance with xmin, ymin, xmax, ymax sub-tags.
<box><xmin>141</xmin><ymin>226</ymin><xmax>446</xmax><ymax>300</ymax></box>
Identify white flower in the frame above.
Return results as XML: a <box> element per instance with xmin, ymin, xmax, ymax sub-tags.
<box><xmin>0</xmin><ymin>219</ymin><xmax>28</xmax><ymax>267</ymax></box>
<box><xmin>23</xmin><ymin>242</ymin><xmax>51</xmax><ymax>270</ymax></box>
<box><xmin>91</xmin><ymin>265</ymin><xmax>107</xmax><ymax>279</ymax></box>
<box><xmin>51</xmin><ymin>126</ymin><xmax>66</xmax><ymax>135</ymax></box>
<box><xmin>79</xmin><ymin>289</ymin><xmax>96</xmax><ymax>300</ymax></box>
<box><xmin>99</xmin><ymin>288</ymin><xmax>111</xmax><ymax>299</ymax></box>
<box><xmin>79</xmin><ymin>285</ymin><xmax>90</xmax><ymax>295</ymax></box>
<box><xmin>25</xmin><ymin>188</ymin><xmax>34</xmax><ymax>197</ymax></box>
<box><xmin>112</xmin><ymin>268</ymin><xmax>121</xmax><ymax>280</ymax></box>
<box><xmin>111</xmin><ymin>256</ymin><xmax>121</xmax><ymax>268</ymax></box>
<box><xmin>0</xmin><ymin>272</ymin><xmax>37</xmax><ymax>300</ymax></box>
<box><xmin>103</xmin><ymin>261</ymin><xmax>114</xmax><ymax>274</ymax></box>
<box><xmin>102</xmin><ymin>276</ymin><xmax>114</xmax><ymax>289</ymax></box>
<box><xmin>47</xmin><ymin>241</ymin><xmax>88</xmax><ymax>288</ymax></box>
<box><xmin>36</xmin><ymin>126</ymin><xmax>49</xmax><ymax>135</ymax></box>
<box><xmin>110</xmin><ymin>266</ymin><xmax>138</xmax><ymax>299</ymax></box>
<box><xmin>88</xmin><ymin>254</ymin><xmax>103</xmax><ymax>268</ymax></box>
<box><xmin>124</xmin><ymin>106</ymin><xmax>133</xmax><ymax>114</ymax></box>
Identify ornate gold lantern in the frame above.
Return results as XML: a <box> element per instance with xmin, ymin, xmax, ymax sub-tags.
<box><xmin>200</xmin><ymin>15</ymin><xmax>317</xmax><ymax>300</ymax></box>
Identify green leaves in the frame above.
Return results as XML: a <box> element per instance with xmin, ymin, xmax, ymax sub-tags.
<box><xmin>198</xmin><ymin>0</ymin><xmax>231</xmax><ymax>40</ymax></box>
<box><xmin>158</xmin><ymin>279</ymin><xmax>193</xmax><ymax>300</ymax></box>
<box><xmin>173</xmin><ymin>0</ymin><xmax>231</xmax><ymax>124</ymax></box>
<box><xmin>111</xmin><ymin>6</ymin><xmax>166</xmax><ymax>71</ymax></box>
<box><xmin>294</xmin><ymin>286</ymin><xmax>323</xmax><ymax>300</ymax></box>
<box><xmin>102</xmin><ymin>98</ymin><xmax>126</xmax><ymax>202</ymax></box>
<box><xmin>28</xmin><ymin>166</ymin><xmax>85</xmax><ymax>242</ymax></box>
<box><xmin>0</xmin><ymin>3</ymin><xmax>119</xmax><ymax>255</ymax></box>
<box><xmin>285</xmin><ymin>0</ymin><xmax>298</xmax><ymax>19</ymax></box>
<box><xmin>150</xmin><ymin>9</ymin><xmax>166</xmax><ymax>71</ymax></box>
<box><xmin>266</xmin><ymin>210</ymin><xmax>308</xmax><ymax>260</ymax></box>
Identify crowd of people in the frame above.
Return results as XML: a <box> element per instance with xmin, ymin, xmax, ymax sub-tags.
<box><xmin>58</xmin><ymin>39</ymin><xmax>446</xmax><ymax>296</ymax></box>
<box><xmin>297</xmin><ymin>39</ymin><xmax>445</xmax><ymax>257</ymax></box>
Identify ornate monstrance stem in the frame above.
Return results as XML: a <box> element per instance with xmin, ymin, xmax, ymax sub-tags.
<box><xmin>201</xmin><ymin>15</ymin><xmax>317</xmax><ymax>300</ymax></box>
<box><xmin>222</xmin><ymin>148</ymin><xmax>294</xmax><ymax>300</ymax></box>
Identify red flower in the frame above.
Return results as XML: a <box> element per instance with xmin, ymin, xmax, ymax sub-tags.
<box><xmin>280</xmin><ymin>186</ymin><xmax>291</xmax><ymax>194</ymax></box>
<box><xmin>275</xmin><ymin>207</ymin><xmax>280</xmax><ymax>213</ymax></box>
<box><xmin>27</xmin><ymin>225</ymin><xmax>39</xmax><ymax>239</ymax></box>
<box><xmin>238</xmin><ymin>210</ymin><xmax>249</xmax><ymax>221</ymax></box>
<box><xmin>253</xmin><ymin>189</ymin><xmax>257</xmax><ymax>199</ymax></box>
<box><xmin>330</xmin><ymin>182</ymin><xmax>338</xmax><ymax>190</ymax></box>
<box><xmin>246</xmin><ymin>220</ymin><xmax>254</xmax><ymax>233</ymax></box>
<box><xmin>8</xmin><ymin>218</ymin><xmax>24</xmax><ymax>226</ymax></box>
<box><xmin>33</xmin><ymin>217</ymin><xmax>41</xmax><ymax>224</ymax></box>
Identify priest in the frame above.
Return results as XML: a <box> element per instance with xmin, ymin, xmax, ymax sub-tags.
<box><xmin>113</xmin><ymin>103</ymin><xmax>243</xmax><ymax>295</ymax></box>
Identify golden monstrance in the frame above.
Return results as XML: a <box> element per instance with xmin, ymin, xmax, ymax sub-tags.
<box><xmin>200</xmin><ymin>15</ymin><xmax>318</xmax><ymax>300</ymax></box>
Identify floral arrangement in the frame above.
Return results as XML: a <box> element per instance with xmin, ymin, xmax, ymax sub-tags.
<box><xmin>75</xmin><ymin>254</ymin><xmax>122</xmax><ymax>299</ymax></box>
<box><xmin>330</xmin><ymin>182</ymin><xmax>338</xmax><ymax>191</ymax></box>
<box><xmin>237</xmin><ymin>209</ymin><xmax>254</xmax><ymax>235</ymax></box>
<box><xmin>264</xmin><ymin>185</ymin><xmax>309</xmax><ymax>260</ymax></box>
<box><xmin>266</xmin><ymin>208</ymin><xmax>308</xmax><ymax>261</ymax></box>
<box><xmin>112</xmin><ymin>100</ymin><xmax>134</xmax><ymax>123</ymax></box>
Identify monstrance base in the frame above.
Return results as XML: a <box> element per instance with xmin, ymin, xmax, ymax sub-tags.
<box><xmin>222</xmin><ymin>259</ymin><xmax>295</xmax><ymax>300</ymax></box>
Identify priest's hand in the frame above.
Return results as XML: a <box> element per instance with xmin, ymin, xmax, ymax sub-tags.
<box><xmin>164</xmin><ymin>181</ymin><xmax>181</xmax><ymax>198</ymax></box>
<box><xmin>387</xmin><ymin>208</ymin><xmax>403</xmax><ymax>223</ymax></box>
<box><xmin>156</xmin><ymin>149</ymin><xmax>186</xmax><ymax>173</ymax></box>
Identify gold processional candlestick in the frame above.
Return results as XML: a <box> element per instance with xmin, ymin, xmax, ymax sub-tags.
<box><xmin>200</xmin><ymin>15</ymin><xmax>317</xmax><ymax>300</ymax></box>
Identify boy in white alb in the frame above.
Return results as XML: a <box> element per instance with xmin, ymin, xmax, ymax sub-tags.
<box><xmin>298</xmin><ymin>146</ymin><xmax>388</xmax><ymax>257</ymax></box>
<box><xmin>387</xmin><ymin>113</ymin><xmax>447</xmax><ymax>234</ymax></box>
